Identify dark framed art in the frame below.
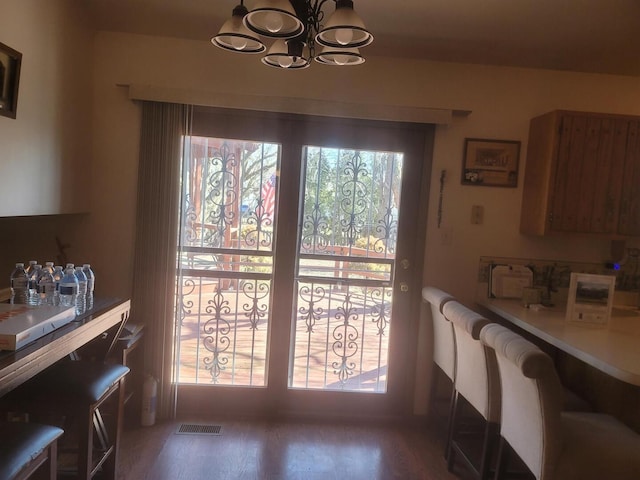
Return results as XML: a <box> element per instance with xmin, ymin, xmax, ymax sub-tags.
<box><xmin>461</xmin><ymin>138</ymin><xmax>521</xmax><ymax>187</ymax></box>
<box><xmin>0</xmin><ymin>41</ymin><xmax>22</xmax><ymax>119</ymax></box>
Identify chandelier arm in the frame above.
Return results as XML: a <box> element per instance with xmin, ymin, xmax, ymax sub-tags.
<box><xmin>304</xmin><ymin>0</ymin><xmax>331</xmax><ymax>60</ymax></box>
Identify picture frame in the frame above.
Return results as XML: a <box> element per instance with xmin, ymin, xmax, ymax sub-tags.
<box><xmin>566</xmin><ymin>273</ymin><xmax>615</xmax><ymax>327</ymax></box>
<box><xmin>0</xmin><ymin>41</ymin><xmax>22</xmax><ymax>119</ymax></box>
<box><xmin>461</xmin><ymin>138</ymin><xmax>521</xmax><ymax>187</ymax></box>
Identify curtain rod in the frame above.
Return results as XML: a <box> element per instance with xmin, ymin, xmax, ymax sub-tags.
<box><xmin>120</xmin><ymin>84</ymin><xmax>470</xmax><ymax>126</ymax></box>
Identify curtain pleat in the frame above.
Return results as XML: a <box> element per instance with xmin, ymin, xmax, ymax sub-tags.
<box><xmin>131</xmin><ymin>101</ymin><xmax>192</xmax><ymax>419</ymax></box>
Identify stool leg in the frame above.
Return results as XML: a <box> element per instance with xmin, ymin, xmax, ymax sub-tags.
<box><xmin>101</xmin><ymin>377</ymin><xmax>126</xmax><ymax>480</ymax></box>
<box><xmin>494</xmin><ymin>436</ymin><xmax>509</xmax><ymax>480</ymax></box>
<box><xmin>78</xmin><ymin>407</ymin><xmax>94</xmax><ymax>480</ymax></box>
<box><xmin>446</xmin><ymin>391</ymin><xmax>461</xmax><ymax>472</ymax></box>
<box><xmin>480</xmin><ymin>421</ymin><xmax>499</xmax><ymax>480</ymax></box>
<box><xmin>45</xmin><ymin>440</ymin><xmax>58</xmax><ymax>480</ymax></box>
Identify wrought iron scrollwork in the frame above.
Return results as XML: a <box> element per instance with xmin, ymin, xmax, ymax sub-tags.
<box><xmin>331</xmin><ymin>293</ymin><xmax>360</xmax><ymax>386</ymax></box>
<box><xmin>203</xmin><ymin>289</ymin><xmax>232</xmax><ymax>384</ymax></box>
<box><xmin>340</xmin><ymin>152</ymin><xmax>368</xmax><ymax>246</ymax></box>
<box><xmin>242</xmin><ymin>280</ymin><xmax>270</xmax><ymax>330</ymax></box>
<box><xmin>298</xmin><ymin>283</ymin><xmax>327</xmax><ymax>333</ymax></box>
<box><xmin>204</xmin><ymin>142</ymin><xmax>239</xmax><ymax>248</ymax></box>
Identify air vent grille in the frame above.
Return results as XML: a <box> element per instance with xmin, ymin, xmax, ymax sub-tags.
<box><xmin>176</xmin><ymin>424</ymin><xmax>223</xmax><ymax>435</ymax></box>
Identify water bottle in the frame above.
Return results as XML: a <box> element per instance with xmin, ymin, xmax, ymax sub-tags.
<box><xmin>52</xmin><ymin>266</ymin><xmax>64</xmax><ymax>306</ymax></box>
<box><xmin>27</xmin><ymin>264</ymin><xmax>43</xmax><ymax>306</ymax></box>
<box><xmin>37</xmin><ymin>268</ymin><xmax>56</xmax><ymax>306</ymax></box>
<box><xmin>82</xmin><ymin>264</ymin><xmax>95</xmax><ymax>311</ymax></box>
<box><xmin>25</xmin><ymin>260</ymin><xmax>38</xmax><ymax>305</ymax></box>
<box><xmin>10</xmin><ymin>263</ymin><xmax>29</xmax><ymax>304</ymax></box>
<box><xmin>74</xmin><ymin>267</ymin><xmax>88</xmax><ymax>315</ymax></box>
<box><xmin>25</xmin><ymin>260</ymin><xmax>37</xmax><ymax>277</ymax></box>
<box><xmin>59</xmin><ymin>266</ymin><xmax>78</xmax><ymax>310</ymax></box>
<box><xmin>42</xmin><ymin>261</ymin><xmax>55</xmax><ymax>275</ymax></box>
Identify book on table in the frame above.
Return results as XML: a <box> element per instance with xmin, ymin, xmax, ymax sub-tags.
<box><xmin>0</xmin><ymin>304</ymin><xmax>76</xmax><ymax>350</ymax></box>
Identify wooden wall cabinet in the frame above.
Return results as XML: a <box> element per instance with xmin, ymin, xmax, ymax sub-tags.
<box><xmin>520</xmin><ymin>110</ymin><xmax>640</xmax><ymax>237</ymax></box>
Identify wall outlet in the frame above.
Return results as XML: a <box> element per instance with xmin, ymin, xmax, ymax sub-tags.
<box><xmin>471</xmin><ymin>205</ymin><xmax>484</xmax><ymax>224</ymax></box>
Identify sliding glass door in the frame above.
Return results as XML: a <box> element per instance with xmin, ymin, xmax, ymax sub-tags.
<box><xmin>174</xmin><ymin>108</ymin><xmax>433</xmax><ymax>418</ymax></box>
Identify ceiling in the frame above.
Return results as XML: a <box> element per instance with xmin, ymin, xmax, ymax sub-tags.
<box><xmin>85</xmin><ymin>0</ymin><xmax>640</xmax><ymax>77</ymax></box>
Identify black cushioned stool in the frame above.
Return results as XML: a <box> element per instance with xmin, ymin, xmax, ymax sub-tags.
<box><xmin>1</xmin><ymin>361</ymin><xmax>129</xmax><ymax>480</ymax></box>
<box><xmin>0</xmin><ymin>422</ymin><xmax>63</xmax><ymax>480</ymax></box>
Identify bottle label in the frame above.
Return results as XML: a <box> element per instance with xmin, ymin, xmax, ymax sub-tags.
<box><xmin>39</xmin><ymin>284</ymin><xmax>55</xmax><ymax>294</ymax></box>
<box><xmin>59</xmin><ymin>286</ymin><xmax>78</xmax><ymax>295</ymax></box>
<box><xmin>11</xmin><ymin>278</ymin><xmax>28</xmax><ymax>288</ymax></box>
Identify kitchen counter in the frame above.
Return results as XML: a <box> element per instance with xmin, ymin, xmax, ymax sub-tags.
<box><xmin>477</xmin><ymin>298</ymin><xmax>640</xmax><ymax>386</ymax></box>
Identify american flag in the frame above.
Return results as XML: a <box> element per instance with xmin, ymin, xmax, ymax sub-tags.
<box><xmin>261</xmin><ymin>173</ymin><xmax>277</xmax><ymax>221</ymax></box>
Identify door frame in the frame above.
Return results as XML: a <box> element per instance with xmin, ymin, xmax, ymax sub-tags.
<box><xmin>175</xmin><ymin>107</ymin><xmax>434</xmax><ymax>421</ymax></box>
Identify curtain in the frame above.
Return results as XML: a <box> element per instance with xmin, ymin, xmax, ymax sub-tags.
<box><xmin>131</xmin><ymin>101</ymin><xmax>192</xmax><ymax>419</ymax></box>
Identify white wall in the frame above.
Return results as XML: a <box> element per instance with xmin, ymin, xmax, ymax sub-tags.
<box><xmin>0</xmin><ymin>0</ymin><xmax>93</xmax><ymax>217</ymax></box>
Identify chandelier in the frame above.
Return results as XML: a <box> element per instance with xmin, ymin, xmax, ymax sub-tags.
<box><xmin>212</xmin><ymin>0</ymin><xmax>373</xmax><ymax>69</ymax></box>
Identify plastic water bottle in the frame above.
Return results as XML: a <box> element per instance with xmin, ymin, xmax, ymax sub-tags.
<box><xmin>52</xmin><ymin>266</ymin><xmax>64</xmax><ymax>306</ymax></box>
<box><xmin>10</xmin><ymin>263</ymin><xmax>29</xmax><ymax>304</ymax></box>
<box><xmin>37</xmin><ymin>268</ymin><xmax>56</xmax><ymax>306</ymax></box>
<box><xmin>82</xmin><ymin>264</ymin><xmax>95</xmax><ymax>311</ymax></box>
<box><xmin>25</xmin><ymin>260</ymin><xmax>38</xmax><ymax>305</ymax></box>
<box><xmin>74</xmin><ymin>267</ymin><xmax>87</xmax><ymax>315</ymax></box>
<box><xmin>27</xmin><ymin>264</ymin><xmax>42</xmax><ymax>306</ymax></box>
<box><xmin>59</xmin><ymin>266</ymin><xmax>78</xmax><ymax>310</ymax></box>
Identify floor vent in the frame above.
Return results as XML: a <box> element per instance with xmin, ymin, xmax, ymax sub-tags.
<box><xmin>176</xmin><ymin>423</ymin><xmax>223</xmax><ymax>436</ymax></box>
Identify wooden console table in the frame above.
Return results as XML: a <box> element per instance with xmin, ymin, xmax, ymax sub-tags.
<box><xmin>0</xmin><ymin>298</ymin><xmax>131</xmax><ymax>398</ymax></box>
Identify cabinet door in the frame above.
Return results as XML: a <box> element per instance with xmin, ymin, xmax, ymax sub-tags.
<box><xmin>550</xmin><ymin>115</ymin><xmax>626</xmax><ymax>234</ymax></box>
<box><xmin>619</xmin><ymin>121</ymin><xmax>640</xmax><ymax>236</ymax></box>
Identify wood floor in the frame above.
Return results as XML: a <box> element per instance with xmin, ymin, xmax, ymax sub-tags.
<box><xmin>116</xmin><ymin>415</ymin><xmax>477</xmax><ymax>480</ymax></box>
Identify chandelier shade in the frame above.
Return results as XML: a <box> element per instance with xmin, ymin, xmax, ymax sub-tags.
<box><xmin>212</xmin><ymin>0</ymin><xmax>372</xmax><ymax>69</ymax></box>
<box><xmin>262</xmin><ymin>39</ymin><xmax>311</xmax><ymax>69</ymax></box>
<box><xmin>243</xmin><ymin>0</ymin><xmax>305</xmax><ymax>38</ymax></box>
<box><xmin>315</xmin><ymin>46</ymin><xmax>364</xmax><ymax>66</ymax></box>
<box><xmin>212</xmin><ymin>4</ymin><xmax>267</xmax><ymax>53</ymax></box>
<box><xmin>315</xmin><ymin>0</ymin><xmax>373</xmax><ymax>49</ymax></box>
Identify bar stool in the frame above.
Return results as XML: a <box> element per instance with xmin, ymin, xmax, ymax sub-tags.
<box><xmin>0</xmin><ymin>422</ymin><xmax>63</xmax><ymax>480</ymax></box>
<box><xmin>422</xmin><ymin>286</ymin><xmax>457</xmax><ymax>457</ymax></box>
<box><xmin>481</xmin><ymin>323</ymin><xmax>640</xmax><ymax>480</ymax></box>
<box><xmin>1</xmin><ymin>360</ymin><xmax>129</xmax><ymax>480</ymax></box>
<box><xmin>442</xmin><ymin>301</ymin><xmax>498</xmax><ymax>480</ymax></box>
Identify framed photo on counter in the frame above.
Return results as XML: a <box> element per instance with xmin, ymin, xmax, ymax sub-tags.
<box><xmin>566</xmin><ymin>273</ymin><xmax>615</xmax><ymax>327</ymax></box>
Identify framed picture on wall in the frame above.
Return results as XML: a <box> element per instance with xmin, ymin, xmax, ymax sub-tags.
<box><xmin>565</xmin><ymin>273</ymin><xmax>615</xmax><ymax>327</ymax></box>
<box><xmin>461</xmin><ymin>138</ymin><xmax>520</xmax><ymax>187</ymax></box>
<box><xmin>0</xmin><ymin>41</ymin><xmax>22</xmax><ymax>119</ymax></box>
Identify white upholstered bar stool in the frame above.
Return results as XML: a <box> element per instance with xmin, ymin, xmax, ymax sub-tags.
<box><xmin>442</xmin><ymin>301</ymin><xmax>500</xmax><ymax>480</ymax></box>
<box><xmin>480</xmin><ymin>323</ymin><xmax>640</xmax><ymax>480</ymax></box>
<box><xmin>422</xmin><ymin>286</ymin><xmax>457</xmax><ymax>457</ymax></box>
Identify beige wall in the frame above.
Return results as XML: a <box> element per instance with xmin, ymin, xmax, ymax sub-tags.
<box><xmin>89</xmin><ymin>32</ymin><xmax>640</xmax><ymax>414</ymax></box>
<box><xmin>90</xmin><ymin>31</ymin><xmax>640</xmax><ymax>302</ymax></box>
<box><xmin>0</xmin><ymin>0</ymin><xmax>94</xmax><ymax>280</ymax></box>
<box><xmin>3</xmin><ymin>0</ymin><xmax>640</xmax><ymax>414</ymax></box>
<box><xmin>0</xmin><ymin>0</ymin><xmax>93</xmax><ymax>217</ymax></box>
